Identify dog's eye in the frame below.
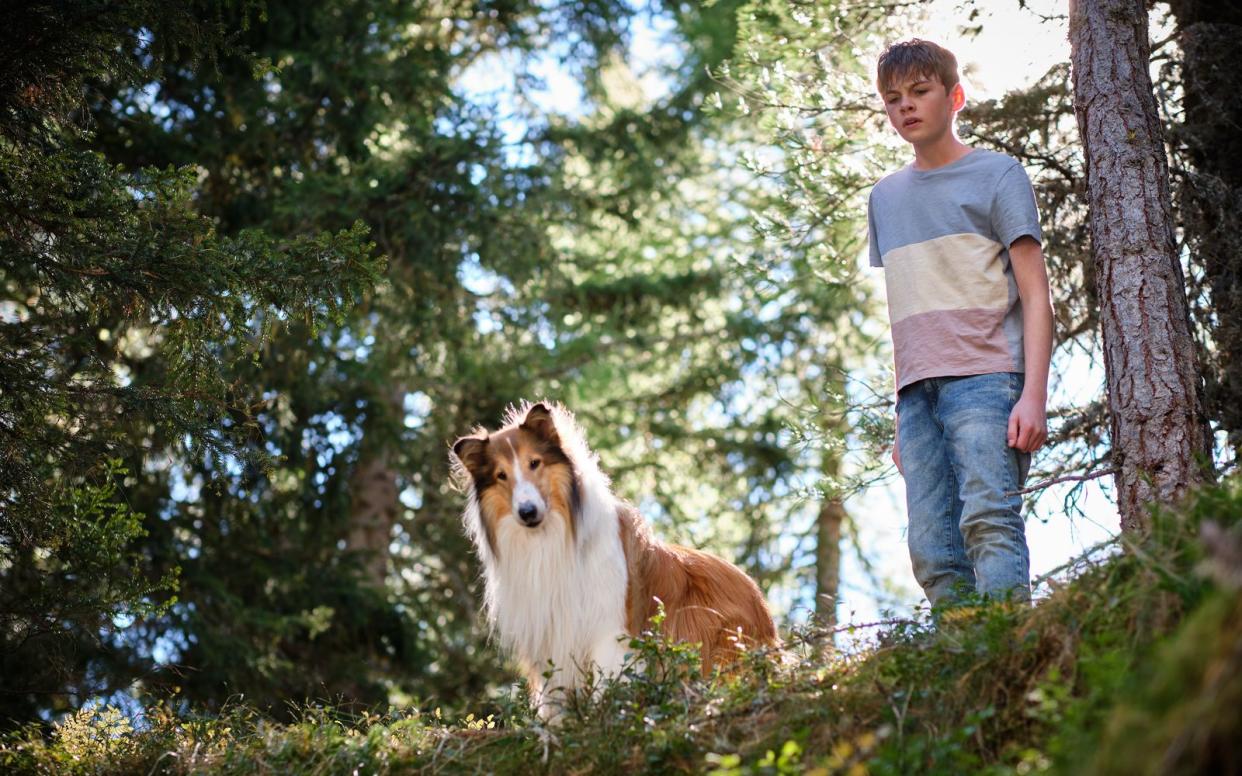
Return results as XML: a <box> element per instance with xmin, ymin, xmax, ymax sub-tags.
<box><xmin>529</xmin><ymin>459</ymin><xmax>541</xmax><ymax>470</ymax></box>
<box><xmin>496</xmin><ymin>471</ymin><xmax>507</xmax><ymax>481</ymax></box>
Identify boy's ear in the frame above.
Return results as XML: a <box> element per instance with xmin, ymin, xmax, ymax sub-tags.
<box><xmin>452</xmin><ymin>435</ymin><xmax>490</xmax><ymax>474</ymax></box>
<box><xmin>520</xmin><ymin>403</ymin><xmax>560</xmax><ymax>445</ymax></box>
<box><xmin>950</xmin><ymin>82</ymin><xmax>965</xmax><ymax>112</ymax></box>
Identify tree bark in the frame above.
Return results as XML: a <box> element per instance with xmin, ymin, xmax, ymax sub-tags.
<box><xmin>1068</xmin><ymin>0</ymin><xmax>1212</xmax><ymax>533</ymax></box>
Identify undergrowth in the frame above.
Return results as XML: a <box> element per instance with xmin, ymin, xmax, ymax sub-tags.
<box><xmin>4</xmin><ymin>480</ymin><xmax>1242</xmax><ymax>774</ymax></box>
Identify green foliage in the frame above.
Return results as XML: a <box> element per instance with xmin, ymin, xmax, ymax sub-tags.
<box><xmin>692</xmin><ymin>0</ymin><xmax>904</xmax><ymax>614</ymax></box>
<box><xmin>37</xmin><ymin>0</ymin><xmax>873</xmax><ymax>727</ymax></box>
<box><xmin>16</xmin><ymin>0</ymin><xmax>1236</xmax><ymax>758</ymax></box>
<box><xmin>7</xmin><ymin>478</ymin><xmax>1240</xmax><ymax>774</ymax></box>
<box><xmin>6</xmin><ymin>0</ymin><xmax>856</xmax><ymax>729</ymax></box>
<box><xmin>1</xmin><ymin>0</ymin><xmax>381</xmax><ymax>726</ymax></box>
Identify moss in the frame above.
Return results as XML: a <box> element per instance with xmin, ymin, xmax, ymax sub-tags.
<box><xmin>1090</xmin><ymin>591</ymin><xmax>1242</xmax><ymax>776</ymax></box>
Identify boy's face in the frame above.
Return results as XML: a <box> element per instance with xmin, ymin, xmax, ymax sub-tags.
<box><xmin>880</xmin><ymin>73</ymin><xmax>964</xmax><ymax>146</ymax></box>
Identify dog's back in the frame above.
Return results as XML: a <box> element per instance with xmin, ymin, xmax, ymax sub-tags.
<box><xmin>618</xmin><ymin>504</ymin><xmax>777</xmax><ymax>669</ymax></box>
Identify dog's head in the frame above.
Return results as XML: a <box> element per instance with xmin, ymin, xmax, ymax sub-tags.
<box><xmin>451</xmin><ymin>403</ymin><xmax>580</xmax><ymax>554</ymax></box>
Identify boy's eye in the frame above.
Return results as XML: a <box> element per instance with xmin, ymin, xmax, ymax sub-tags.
<box><xmin>496</xmin><ymin>471</ymin><xmax>507</xmax><ymax>481</ymax></box>
<box><xmin>530</xmin><ymin>459</ymin><xmax>541</xmax><ymax>470</ymax></box>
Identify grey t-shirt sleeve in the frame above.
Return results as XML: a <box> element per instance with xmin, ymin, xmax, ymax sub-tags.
<box><xmin>867</xmin><ymin>189</ymin><xmax>883</xmax><ymax>267</ymax></box>
<box><xmin>991</xmin><ymin>163</ymin><xmax>1042</xmax><ymax>248</ymax></box>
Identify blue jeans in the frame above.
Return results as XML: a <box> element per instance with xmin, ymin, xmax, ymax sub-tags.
<box><xmin>897</xmin><ymin>372</ymin><xmax>1032</xmax><ymax>609</ymax></box>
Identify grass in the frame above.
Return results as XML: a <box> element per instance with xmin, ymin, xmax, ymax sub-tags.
<box><xmin>4</xmin><ymin>479</ymin><xmax>1242</xmax><ymax>774</ymax></box>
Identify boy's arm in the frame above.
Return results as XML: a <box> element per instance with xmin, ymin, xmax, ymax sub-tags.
<box><xmin>1008</xmin><ymin>235</ymin><xmax>1053</xmax><ymax>453</ymax></box>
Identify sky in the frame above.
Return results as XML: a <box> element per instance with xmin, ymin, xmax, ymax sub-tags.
<box><xmin>453</xmin><ymin>0</ymin><xmax>1123</xmax><ymax>631</ymax></box>
<box><xmin>920</xmin><ymin>0</ymin><xmax>1071</xmax><ymax>99</ymax></box>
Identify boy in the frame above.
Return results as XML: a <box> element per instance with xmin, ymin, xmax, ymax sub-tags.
<box><xmin>867</xmin><ymin>39</ymin><xmax>1053</xmax><ymax>610</ymax></box>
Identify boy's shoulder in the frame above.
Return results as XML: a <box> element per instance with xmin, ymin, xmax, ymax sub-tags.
<box><xmin>870</xmin><ymin>148</ymin><xmax>1022</xmax><ymax>200</ymax></box>
<box><xmin>867</xmin><ymin>148</ymin><xmax>1039</xmax><ymax>264</ymax></box>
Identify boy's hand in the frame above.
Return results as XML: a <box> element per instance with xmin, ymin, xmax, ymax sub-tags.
<box><xmin>1007</xmin><ymin>393</ymin><xmax>1047</xmax><ymax>453</ymax></box>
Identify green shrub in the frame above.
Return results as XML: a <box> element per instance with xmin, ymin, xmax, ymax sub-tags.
<box><xmin>4</xmin><ymin>479</ymin><xmax>1240</xmax><ymax>774</ymax></box>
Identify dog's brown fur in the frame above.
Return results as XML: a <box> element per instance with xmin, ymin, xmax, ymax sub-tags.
<box><xmin>617</xmin><ymin>503</ymin><xmax>777</xmax><ymax>669</ymax></box>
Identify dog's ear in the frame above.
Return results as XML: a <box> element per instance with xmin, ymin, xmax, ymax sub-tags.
<box><xmin>452</xmin><ymin>435</ymin><xmax>490</xmax><ymax>474</ymax></box>
<box><xmin>520</xmin><ymin>403</ymin><xmax>560</xmax><ymax>445</ymax></box>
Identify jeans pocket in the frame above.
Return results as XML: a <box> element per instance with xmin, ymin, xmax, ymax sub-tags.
<box><xmin>1008</xmin><ymin>372</ymin><xmax>1025</xmax><ymax>405</ymax></box>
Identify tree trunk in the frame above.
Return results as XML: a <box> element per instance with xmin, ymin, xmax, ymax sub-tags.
<box><xmin>1166</xmin><ymin>1</ymin><xmax>1242</xmax><ymax>461</ymax></box>
<box><xmin>1068</xmin><ymin>0</ymin><xmax>1212</xmax><ymax>533</ymax></box>
<box><xmin>347</xmin><ymin>387</ymin><xmax>406</xmax><ymax>589</ymax></box>
<box><xmin>347</xmin><ymin>451</ymin><xmax>399</xmax><ymax>588</ymax></box>
<box><xmin>815</xmin><ymin>368</ymin><xmax>847</xmax><ymax>629</ymax></box>
<box><xmin>815</xmin><ymin>484</ymin><xmax>844</xmax><ymax>629</ymax></box>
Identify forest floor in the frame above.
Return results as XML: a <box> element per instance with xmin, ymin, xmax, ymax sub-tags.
<box><xmin>5</xmin><ymin>479</ymin><xmax>1242</xmax><ymax>775</ymax></box>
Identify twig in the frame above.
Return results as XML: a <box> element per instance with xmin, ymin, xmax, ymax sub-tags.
<box><xmin>1030</xmin><ymin>536</ymin><xmax>1121</xmax><ymax>587</ymax></box>
<box><xmin>1007</xmin><ymin>467</ymin><xmax>1118</xmax><ymax>496</ymax></box>
<box><xmin>828</xmin><ymin>616</ymin><xmax>919</xmax><ymax>635</ymax></box>
<box><xmin>791</xmin><ymin>616</ymin><xmax>921</xmax><ymax>645</ymax></box>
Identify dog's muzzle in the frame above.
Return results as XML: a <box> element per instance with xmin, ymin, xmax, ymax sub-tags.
<box><xmin>517</xmin><ymin>502</ymin><xmax>542</xmax><ymax>527</ymax></box>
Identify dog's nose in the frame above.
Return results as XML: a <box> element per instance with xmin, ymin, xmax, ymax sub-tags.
<box><xmin>517</xmin><ymin>503</ymin><xmax>541</xmax><ymax>526</ymax></box>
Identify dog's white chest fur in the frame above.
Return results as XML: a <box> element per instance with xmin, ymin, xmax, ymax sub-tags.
<box><xmin>478</xmin><ymin>480</ymin><xmax>630</xmax><ymax>713</ymax></box>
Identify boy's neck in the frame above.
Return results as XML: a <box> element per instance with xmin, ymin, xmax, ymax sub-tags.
<box><xmin>911</xmin><ymin>135</ymin><xmax>974</xmax><ymax>171</ymax></box>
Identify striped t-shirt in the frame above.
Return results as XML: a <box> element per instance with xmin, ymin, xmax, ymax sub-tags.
<box><xmin>867</xmin><ymin>148</ymin><xmax>1042</xmax><ymax>393</ymax></box>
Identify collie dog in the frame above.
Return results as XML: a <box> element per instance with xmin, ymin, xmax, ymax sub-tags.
<box><xmin>451</xmin><ymin>402</ymin><xmax>777</xmax><ymax>719</ymax></box>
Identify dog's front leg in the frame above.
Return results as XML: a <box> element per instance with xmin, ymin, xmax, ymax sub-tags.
<box><xmin>532</xmin><ymin>676</ymin><xmax>569</xmax><ymax>724</ymax></box>
<box><xmin>585</xmin><ymin>632</ymin><xmax>632</xmax><ymax>702</ymax></box>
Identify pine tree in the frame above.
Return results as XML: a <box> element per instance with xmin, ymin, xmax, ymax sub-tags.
<box><xmin>62</xmin><ymin>0</ymin><xmax>830</xmax><ymax>717</ymax></box>
<box><xmin>1068</xmin><ymin>0</ymin><xmax>1212</xmax><ymax>531</ymax></box>
<box><xmin>708</xmin><ymin>0</ymin><xmax>904</xmax><ymax>621</ymax></box>
<box><xmin>0</xmin><ymin>0</ymin><xmax>379</xmax><ymax>725</ymax></box>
